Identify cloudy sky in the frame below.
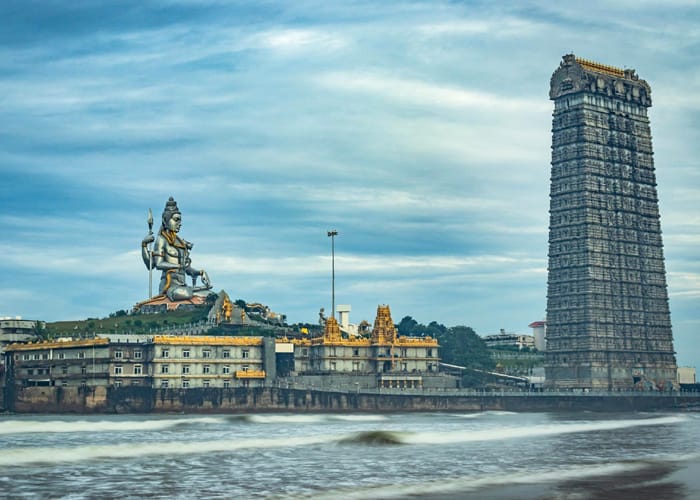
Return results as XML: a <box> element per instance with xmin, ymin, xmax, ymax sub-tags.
<box><xmin>1</xmin><ymin>1</ymin><xmax>698</xmax><ymax>365</ymax></box>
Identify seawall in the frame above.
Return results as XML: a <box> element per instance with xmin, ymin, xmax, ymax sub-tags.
<box><xmin>5</xmin><ymin>386</ymin><xmax>700</xmax><ymax>413</ymax></box>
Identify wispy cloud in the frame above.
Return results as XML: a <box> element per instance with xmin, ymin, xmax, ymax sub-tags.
<box><xmin>316</xmin><ymin>72</ymin><xmax>549</xmax><ymax>113</ymax></box>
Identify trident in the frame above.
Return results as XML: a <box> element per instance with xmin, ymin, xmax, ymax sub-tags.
<box><xmin>147</xmin><ymin>208</ymin><xmax>154</xmax><ymax>298</ymax></box>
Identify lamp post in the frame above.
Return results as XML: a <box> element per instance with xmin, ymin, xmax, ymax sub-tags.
<box><xmin>327</xmin><ymin>230</ymin><xmax>338</xmax><ymax>320</ymax></box>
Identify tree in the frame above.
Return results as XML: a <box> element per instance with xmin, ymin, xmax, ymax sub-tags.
<box><xmin>397</xmin><ymin>316</ymin><xmax>418</xmax><ymax>336</ymax></box>
<box><xmin>32</xmin><ymin>321</ymin><xmax>48</xmax><ymax>340</ymax></box>
<box><xmin>437</xmin><ymin>326</ymin><xmax>495</xmax><ymax>387</ymax></box>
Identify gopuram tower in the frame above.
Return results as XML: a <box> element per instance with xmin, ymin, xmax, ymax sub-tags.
<box><xmin>545</xmin><ymin>54</ymin><xmax>677</xmax><ymax>390</ymax></box>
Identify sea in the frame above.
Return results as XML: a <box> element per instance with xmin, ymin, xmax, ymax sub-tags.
<box><xmin>1</xmin><ymin>411</ymin><xmax>699</xmax><ymax>499</ymax></box>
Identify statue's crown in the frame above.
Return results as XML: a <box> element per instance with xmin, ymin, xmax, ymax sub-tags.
<box><xmin>162</xmin><ymin>196</ymin><xmax>180</xmax><ymax>223</ymax></box>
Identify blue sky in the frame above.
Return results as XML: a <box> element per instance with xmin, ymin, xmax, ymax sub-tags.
<box><xmin>1</xmin><ymin>1</ymin><xmax>698</xmax><ymax>366</ymax></box>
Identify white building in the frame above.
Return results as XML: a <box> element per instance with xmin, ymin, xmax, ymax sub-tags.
<box><xmin>483</xmin><ymin>329</ymin><xmax>536</xmax><ymax>350</ymax></box>
<box><xmin>677</xmin><ymin>367</ymin><xmax>696</xmax><ymax>385</ymax></box>
<box><xmin>528</xmin><ymin>321</ymin><xmax>546</xmax><ymax>351</ymax></box>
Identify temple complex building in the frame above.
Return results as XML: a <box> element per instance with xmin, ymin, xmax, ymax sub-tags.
<box><xmin>545</xmin><ymin>54</ymin><xmax>677</xmax><ymax>390</ymax></box>
<box><xmin>293</xmin><ymin>305</ymin><xmax>440</xmax><ymax>388</ymax></box>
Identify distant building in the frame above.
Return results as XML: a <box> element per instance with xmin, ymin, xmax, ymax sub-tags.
<box><xmin>0</xmin><ymin>317</ymin><xmax>41</xmax><ymax>347</ymax></box>
<box><xmin>150</xmin><ymin>335</ymin><xmax>273</xmax><ymax>389</ymax></box>
<box><xmin>483</xmin><ymin>329</ymin><xmax>536</xmax><ymax>351</ymax></box>
<box><xmin>5</xmin><ymin>338</ymin><xmax>112</xmax><ymax>388</ymax></box>
<box><xmin>677</xmin><ymin>367</ymin><xmax>696</xmax><ymax>385</ymax></box>
<box><xmin>3</xmin><ymin>335</ymin><xmax>276</xmax><ymax>391</ymax></box>
<box><xmin>528</xmin><ymin>321</ymin><xmax>546</xmax><ymax>351</ymax></box>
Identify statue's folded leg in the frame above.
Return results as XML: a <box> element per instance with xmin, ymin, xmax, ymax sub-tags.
<box><xmin>166</xmin><ymin>286</ymin><xmax>194</xmax><ymax>301</ymax></box>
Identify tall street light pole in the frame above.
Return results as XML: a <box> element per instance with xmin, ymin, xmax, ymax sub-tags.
<box><xmin>327</xmin><ymin>230</ymin><xmax>338</xmax><ymax>320</ymax></box>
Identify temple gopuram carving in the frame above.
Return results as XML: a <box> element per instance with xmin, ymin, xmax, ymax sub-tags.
<box><xmin>545</xmin><ymin>54</ymin><xmax>677</xmax><ymax>390</ymax></box>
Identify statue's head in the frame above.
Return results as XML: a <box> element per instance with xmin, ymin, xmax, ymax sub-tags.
<box><xmin>162</xmin><ymin>196</ymin><xmax>182</xmax><ymax>232</ymax></box>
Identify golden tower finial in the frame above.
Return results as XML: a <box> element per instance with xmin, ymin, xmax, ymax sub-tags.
<box><xmin>323</xmin><ymin>316</ymin><xmax>342</xmax><ymax>343</ymax></box>
<box><xmin>371</xmin><ymin>305</ymin><xmax>397</xmax><ymax>344</ymax></box>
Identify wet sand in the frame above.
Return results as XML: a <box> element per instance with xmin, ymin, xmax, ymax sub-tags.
<box><xmin>427</xmin><ymin>458</ymin><xmax>700</xmax><ymax>499</ymax></box>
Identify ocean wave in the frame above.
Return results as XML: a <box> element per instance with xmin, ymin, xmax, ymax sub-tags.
<box><xmin>0</xmin><ymin>433</ymin><xmax>339</xmax><ymax>467</ymax></box>
<box><xmin>403</xmin><ymin>415</ymin><xmax>688</xmax><ymax>445</ymax></box>
<box><xmin>450</xmin><ymin>410</ymin><xmax>518</xmax><ymax>419</ymax></box>
<box><xmin>246</xmin><ymin>414</ymin><xmax>332</xmax><ymax>424</ymax></box>
<box><xmin>339</xmin><ymin>430</ymin><xmax>406</xmax><ymax>445</ymax></box>
<box><xmin>0</xmin><ymin>413</ymin><xmax>388</xmax><ymax>435</ymax></box>
<box><xmin>234</xmin><ymin>414</ymin><xmax>388</xmax><ymax>425</ymax></box>
<box><xmin>329</xmin><ymin>415</ymin><xmax>388</xmax><ymax>422</ymax></box>
<box><xmin>0</xmin><ymin>417</ymin><xmax>227</xmax><ymax>435</ymax></box>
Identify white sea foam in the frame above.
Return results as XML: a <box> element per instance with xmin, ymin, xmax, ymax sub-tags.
<box><xmin>0</xmin><ymin>433</ymin><xmax>338</xmax><ymax>467</ymax></box>
<box><xmin>450</xmin><ymin>410</ymin><xmax>518</xmax><ymax>419</ymax></box>
<box><xmin>0</xmin><ymin>413</ymin><xmax>383</xmax><ymax>435</ymax></box>
<box><xmin>402</xmin><ymin>415</ymin><xmax>687</xmax><ymax>445</ymax></box>
<box><xmin>329</xmin><ymin>415</ymin><xmax>387</xmax><ymax>422</ymax></box>
<box><xmin>246</xmin><ymin>414</ymin><xmax>330</xmax><ymax>424</ymax></box>
<box><xmin>0</xmin><ymin>417</ymin><xmax>227</xmax><ymax>435</ymax></box>
<box><xmin>244</xmin><ymin>413</ymin><xmax>387</xmax><ymax>424</ymax></box>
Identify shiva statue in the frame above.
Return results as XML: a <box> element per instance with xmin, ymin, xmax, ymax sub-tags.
<box><xmin>141</xmin><ymin>197</ymin><xmax>212</xmax><ymax>301</ymax></box>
